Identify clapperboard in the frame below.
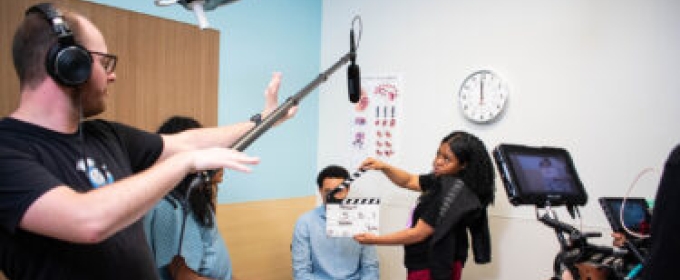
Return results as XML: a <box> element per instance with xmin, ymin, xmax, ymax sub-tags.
<box><xmin>326</xmin><ymin>197</ymin><xmax>380</xmax><ymax>238</ymax></box>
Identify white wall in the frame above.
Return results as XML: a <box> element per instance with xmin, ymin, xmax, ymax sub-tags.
<box><xmin>319</xmin><ymin>0</ymin><xmax>680</xmax><ymax>279</ymax></box>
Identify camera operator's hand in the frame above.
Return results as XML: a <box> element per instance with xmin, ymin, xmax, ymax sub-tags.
<box><xmin>168</xmin><ymin>255</ymin><xmax>215</xmax><ymax>280</ymax></box>
<box><xmin>612</xmin><ymin>232</ymin><xmax>626</xmax><ymax>248</ymax></box>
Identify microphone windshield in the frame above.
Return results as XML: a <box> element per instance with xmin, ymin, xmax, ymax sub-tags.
<box><xmin>347</xmin><ymin>63</ymin><xmax>361</xmax><ymax>103</ymax></box>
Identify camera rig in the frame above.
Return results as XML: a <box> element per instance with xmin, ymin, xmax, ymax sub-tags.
<box><xmin>493</xmin><ymin>144</ymin><xmax>645</xmax><ymax>280</ymax></box>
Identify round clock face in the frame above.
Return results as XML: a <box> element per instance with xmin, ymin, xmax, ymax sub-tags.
<box><xmin>458</xmin><ymin>70</ymin><xmax>509</xmax><ymax>123</ymax></box>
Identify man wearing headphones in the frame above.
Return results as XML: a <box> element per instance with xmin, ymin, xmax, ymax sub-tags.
<box><xmin>0</xmin><ymin>3</ymin><xmax>296</xmax><ymax>280</ymax></box>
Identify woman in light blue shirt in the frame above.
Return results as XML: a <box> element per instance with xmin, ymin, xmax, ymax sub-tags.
<box><xmin>144</xmin><ymin>116</ymin><xmax>233</xmax><ymax>280</ymax></box>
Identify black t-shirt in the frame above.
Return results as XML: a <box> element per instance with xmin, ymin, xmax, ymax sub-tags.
<box><xmin>0</xmin><ymin>117</ymin><xmax>163</xmax><ymax>280</ymax></box>
<box><xmin>404</xmin><ymin>174</ymin><xmax>470</xmax><ymax>271</ymax></box>
<box><xmin>643</xmin><ymin>144</ymin><xmax>680</xmax><ymax>280</ymax></box>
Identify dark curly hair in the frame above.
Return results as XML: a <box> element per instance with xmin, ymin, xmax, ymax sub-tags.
<box><xmin>442</xmin><ymin>131</ymin><xmax>496</xmax><ymax>206</ymax></box>
<box><xmin>316</xmin><ymin>165</ymin><xmax>350</xmax><ymax>189</ymax></box>
<box><xmin>157</xmin><ymin>115</ymin><xmax>217</xmax><ymax>228</ymax></box>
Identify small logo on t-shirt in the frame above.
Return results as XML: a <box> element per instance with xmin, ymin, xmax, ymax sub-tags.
<box><xmin>76</xmin><ymin>158</ymin><xmax>115</xmax><ymax>188</ymax></box>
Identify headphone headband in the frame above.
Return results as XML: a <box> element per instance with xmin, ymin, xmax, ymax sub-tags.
<box><xmin>26</xmin><ymin>3</ymin><xmax>75</xmax><ymax>44</ymax></box>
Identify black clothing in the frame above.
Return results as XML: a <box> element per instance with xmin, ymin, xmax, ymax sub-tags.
<box><xmin>643</xmin><ymin>144</ymin><xmax>680</xmax><ymax>280</ymax></box>
<box><xmin>404</xmin><ymin>173</ymin><xmax>491</xmax><ymax>280</ymax></box>
<box><xmin>0</xmin><ymin>117</ymin><xmax>163</xmax><ymax>280</ymax></box>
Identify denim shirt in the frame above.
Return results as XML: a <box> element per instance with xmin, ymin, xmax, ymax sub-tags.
<box><xmin>144</xmin><ymin>195</ymin><xmax>232</xmax><ymax>280</ymax></box>
<box><xmin>292</xmin><ymin>206</ymin><xmax>379</xmax><ymax>280</ymax></box>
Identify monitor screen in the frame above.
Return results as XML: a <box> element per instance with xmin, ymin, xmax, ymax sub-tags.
<box><xmin>493</xmin><ymin>144</ymin><xmax>588</xmax><ymax>207</ymax></box>
<box><xmin>599</xmin><ymin>197</ymin><xmax>651</xmax><ymax>235</ymax></box>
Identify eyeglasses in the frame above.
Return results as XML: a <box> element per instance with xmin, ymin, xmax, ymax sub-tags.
<box><xmin>88</xmin><ymin>51</ymin><xmax>117</xmax><ymax>73</ymax></box>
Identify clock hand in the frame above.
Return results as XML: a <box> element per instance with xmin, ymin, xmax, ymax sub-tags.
<box><xmin>480</xmin><ymin>76</ymin><xmax>485</xmax><ymax>105</ymax></box>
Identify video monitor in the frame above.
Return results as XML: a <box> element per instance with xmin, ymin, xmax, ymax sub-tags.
<box><xmin>493</xmin><ymin>144</ymin><xmax>588</xmax><ymax>207</ymax></box>
<box><xmin>598</xmin><ymin>197</ymin><xmax>651</xmax><ymax>237</ymax></box>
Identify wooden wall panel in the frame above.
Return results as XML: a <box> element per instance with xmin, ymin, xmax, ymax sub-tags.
<box><xmin>0</xmin><ymin>1</ymin><xmax>24</xmax><ymax>116</ymax></box>
<box><xmin>217</xmin><ymin>196</ymin><xmax>317</xmax><ymax>280</ymax></box>
<box><xmin>0</xmin><ymin>0</ymin><xmax>218</xmax><ymax>130</ymax></box>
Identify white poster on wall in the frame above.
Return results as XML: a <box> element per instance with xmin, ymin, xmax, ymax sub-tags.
<box><xmin>349</xmin><ymin>74</ymin><xmax>403</xmax><ymax>170</ymax></box>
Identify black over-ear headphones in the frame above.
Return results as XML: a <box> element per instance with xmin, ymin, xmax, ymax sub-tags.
<box><xmin>26</xmin><ymin>3</ymin><xmax>92</xmax><ymax>86</ymax></box>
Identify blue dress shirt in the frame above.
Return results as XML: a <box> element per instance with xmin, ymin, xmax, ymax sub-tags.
<box><xmin>292</xmin><ymin>206</ymin><xmax>379</xmax><ymax>280</ymax></box>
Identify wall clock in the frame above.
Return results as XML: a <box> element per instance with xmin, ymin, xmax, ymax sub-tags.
<box><xmin>458</xmin><ymin>70</ymin><xmax>509</xmax><ymax>123</ymax></box>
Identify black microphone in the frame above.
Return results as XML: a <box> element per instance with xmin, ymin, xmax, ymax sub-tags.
<box><xmin>347</xmin><ymin>29</ymin><xmax>361</xmax><ymax>104</ymax></box>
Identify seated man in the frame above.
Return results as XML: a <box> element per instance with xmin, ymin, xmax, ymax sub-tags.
<box><xmin>291</xmin><ymin>165</ymin><xmax>379</xmax><ymax>280</ymax></box>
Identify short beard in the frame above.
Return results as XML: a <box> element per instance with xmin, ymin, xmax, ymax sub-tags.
<box><xmin>71</xmin><ymin>87</ymin><xmax>105</xmax><ymax>119</ymax></box>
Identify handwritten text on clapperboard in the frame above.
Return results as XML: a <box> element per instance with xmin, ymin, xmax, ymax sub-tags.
<box><xmin>326</xmin><ymin>197</ymin><xmax>380</xmax><ymax>238</ymax></box>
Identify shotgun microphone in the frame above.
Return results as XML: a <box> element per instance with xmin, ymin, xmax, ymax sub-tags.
<box><xmin>347</xmin><ymin>27</ymin><xmax>361</xmax><ymax>103</ymax></box>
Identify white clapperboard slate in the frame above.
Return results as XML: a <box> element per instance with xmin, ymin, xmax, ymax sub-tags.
<box><xmin>326</xmin><ymin>197</ymin><xmax>380</xmax><ymax>238</ymax></box>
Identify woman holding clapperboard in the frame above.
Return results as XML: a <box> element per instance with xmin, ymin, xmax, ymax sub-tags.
<box><xmin>354</xmin><ymin>131</ymin><xmax>495</xmax><ymax>280</ymax></box>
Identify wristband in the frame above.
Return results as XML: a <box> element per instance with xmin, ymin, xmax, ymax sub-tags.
<box><xmin>250</xmin><ymin>113</ymin><xmax>262</xmax><ymax>126</ymax></box>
